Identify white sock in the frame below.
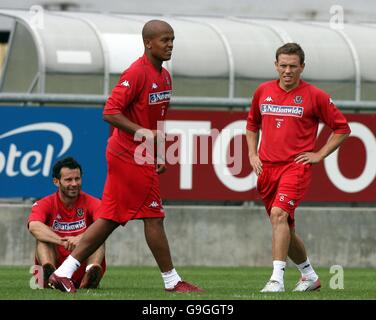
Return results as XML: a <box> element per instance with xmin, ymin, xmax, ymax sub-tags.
<box><xmin>162</xmin><ymin>268</ymin><xmax>182</xmax><ymax>289</ymax></box>
<box><xmin>54</xmin><ymin>255</ymin><xmax>81</xmax><ymax>278</ymax></box>
<box><xmin>296</xmin><ymin>257</ymin><xmax>318</xmax><ymax>281</ymax></box>
<box><xmin>85</xmin><ymin>264</ymin><xmax>94</xmax><ymax>272</ymax></box>
<box><xmin>270</xmin><ymin>260</ymin><xmax>286</xmax><ymax>284</ymax></box>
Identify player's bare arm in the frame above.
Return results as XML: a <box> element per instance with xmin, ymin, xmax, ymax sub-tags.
<box><xmin>28</xmin><ymin>221</ymin><xmax>66</xmax><ymax>246</ymax></box>
<box><xmin>104</xmin><ymin>113</ymin><xmax>162</xmax><ymax>144</ymax></box>
<box><xmin>295</xmin><ymin>133</ymin><xmax>350</xmax><ymax>165</ymax></box>
<box><xmin>246</xmin><ymin>130</ymin><xmax>263</xmax><ymax>175</ymax></box>
<box><xmin>103</xmin><ymin>113</ymin><xmax>142</xmax><ymax>135</ymax></box>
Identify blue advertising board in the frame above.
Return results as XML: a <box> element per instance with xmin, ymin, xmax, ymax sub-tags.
<box><xmin>0</xmin><ymin>106</ymin><xmax>108</xmax><ymax>198</ymax></box>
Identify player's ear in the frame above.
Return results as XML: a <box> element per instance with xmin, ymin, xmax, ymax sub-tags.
<box><xmin>274</xmin><ymin>60</ymin><xmax>279</xmax><ymax>71</ymax></box>
<box><xmin>144</xmin><ymin>38</ymin><xmax>152</xmax><ymax>50</ymax></box>
<box><xmin>53</xmin><ymin>178</ymin><xmax>60</xmax><ymax>188</ymax></box>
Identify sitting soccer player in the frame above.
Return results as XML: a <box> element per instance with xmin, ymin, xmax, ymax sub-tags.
<box><xmin>28</xmin><ymin>157</ymin><xmax>106</xmax><ymax>289</ymax></box>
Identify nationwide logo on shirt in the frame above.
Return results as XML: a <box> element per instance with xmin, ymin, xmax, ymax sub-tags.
<box><xmin>149</xmin><ymin>90</ymin><xmax>172</xmax><ymax>105</ymax></box>
<box><xmin>52</xmin><ymin>219</ymin><xmax>86</xmax><ymax>233</ymax></box>
<box><xmin>261</xmin><ymin>104</ymin><xmax>304</xmax><ymax>118</ymax></box>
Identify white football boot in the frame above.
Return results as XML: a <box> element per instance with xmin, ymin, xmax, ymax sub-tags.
<box><xmin>260</xmin><ymin>280</ymin><xmax>285</xmax><ymax>292</ymax></box>
<box><xmin>293</xmin><ymin>277</ymin><xmax>321</xmax><ymax>292</ymax></box>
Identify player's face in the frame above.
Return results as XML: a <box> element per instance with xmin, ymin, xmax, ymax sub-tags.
<box><xmin>56</xmin><ymin>167</ymin><xmax>82</xmax><ymax>199</ymax></box>
<box><xmin>148</xmin><ymin>29</ymin><xmax>175</xmax><ymax>61</ymax></box>
<box><xmin>275</xmin><ymin>54</ymin><xmax>305</xmax><ymax>91</ymax></box>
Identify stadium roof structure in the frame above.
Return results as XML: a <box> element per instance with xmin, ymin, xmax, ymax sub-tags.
<box><xmin>1</xmin><ymin>9</ymin><xmax>376</xmax><ymax>101</ymax></box>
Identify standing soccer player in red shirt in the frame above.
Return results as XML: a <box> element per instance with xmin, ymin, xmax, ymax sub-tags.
<box><xmin>28</xmin><ymin>157</ymin><xmax>106</xmax><ymax>289</ymax></box>
<box><xmin>48</xmin><ymin>20</ymin><xmax>202</xmax><ymax>293</ymax></box>
<box><xmin>246</xmin><ymin>43</ymin><xmax>351</xmax><ymax>292</ymax></box>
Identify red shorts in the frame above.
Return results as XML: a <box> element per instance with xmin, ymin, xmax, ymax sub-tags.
<box><xmin>35</xmin><ymin>246</ymin><xmax>106</xmax><ymax>288</ymax></box>
<box><xmin>257</xmin><ymin>162</ymin><xmax>312</xmax><ymax>228</ymax></box>
<box><xmin>99</xmin><ymin>150</ymin><xmax>165</xmax><ymax>225</ymax></box>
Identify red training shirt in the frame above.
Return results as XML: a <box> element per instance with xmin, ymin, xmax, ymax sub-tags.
<box><xmin>246</xmin><ymin>80</ymin><xmax>351</xmax><ymax>163</ymax></box>
<box><xmin>28</xmin><ymin>191</ymin><xmax>101</xmax><ymax>238</ymax></box>
<box><xmin>103</xmin><ymin>54</ymin><xmax>172</xmax><ymax>165</ymax></box>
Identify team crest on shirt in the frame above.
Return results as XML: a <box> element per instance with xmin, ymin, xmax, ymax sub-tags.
<box><xmin>294</xmin><ymin>96</ymin><xmax>303</xmax><ymax>104</ymax></box>
<box><xmin>76</xmin><ymin>208</ymin><xmax>84</xmax><ymax>217</ymax></box>
<box><xmin>57</xmin><ymin>214</ymin><xmax>62</xmax><ymax>220</ymax></box>
<box><xmin>151</xmin><ymin>83</ymin><xmax>158</xmax><ymax>89</ymax></box>
<box><xmin>165</xmin><ymin>76</ymin><xmax>170</xmax><ymax>86</ymax></box>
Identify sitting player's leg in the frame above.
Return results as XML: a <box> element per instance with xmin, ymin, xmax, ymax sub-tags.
<box><xmin>79</xmin><ymin>244</ymin><xmax>106</xmax><ymax>289</ymax></box>
<box><xmin>35</xmin><ymin>240</ymin><xmax>58</xmax><ymax>288</ymax></box>
<box><xmin>49</xmin><ymin>219</ymin><xmax>117</xmax><ymax>292</ymax></box>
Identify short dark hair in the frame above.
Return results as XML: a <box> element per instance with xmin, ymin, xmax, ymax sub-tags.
<box><xmin>276</xmin><ymin>42</ymin><xmax>305</xmax><ymax>65</ymax></box>
<box><xmin>52</xmin><ymin>157</ymin><xmax>82</xmax><ymax>179</ymax></box>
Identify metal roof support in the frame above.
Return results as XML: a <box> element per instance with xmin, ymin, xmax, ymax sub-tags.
<box><xmin>1</xmin><ymin>93</ymin><xmax>376</xmax><ymax>112</ymax></box>
<box><xmin>26</xmin><ymin>72</ymin><xmax>39</xmax><ymax>93</ymax></box>
<box><xmin>0</xmin><ymin>18</ymin><xmax>46</xmax><ymax>93</ymax></box>
<box><xmin>335</xmin><ymin>29</ymin><xmax>361</xmax><ymax>101</ymax></box>
<box><xmin>176</xmin><ymin>17</ymin><xmax>235</xmax><ymax>98</ymax></box>
<box><xmin>0</xmin><ymin>19</ymin><xmax>16</xmax><ymax>92</ymax></box>
<box><xmin>28</xmin><ymin>22</ymin><xmax>46</xmax><ymax>94</ymax></box>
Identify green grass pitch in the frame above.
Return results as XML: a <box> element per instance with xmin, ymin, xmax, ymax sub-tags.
<box><xmin>0</xmin><ymin>266</ymin><xmax>375</xmax><ymax>300</ymax></box>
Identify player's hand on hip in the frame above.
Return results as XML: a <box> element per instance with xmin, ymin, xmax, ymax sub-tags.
<box><xmin>135</xmin><ymin>128</ymin><xmax>155</xmax><ymax>142</ymax></box>
<box><xmin>249</xmin><ymin>154</ymin><xmax>263</xmax><ymax>176</ymax></box>
<box><xmin>152</xmin><ymin>129</ymin><xmax>166</xmax><ymax>145</ymax></box>
<box><xmin>295</xmin><ymin>152</ymin><xmax>322</xmax><ymax>164</ymax></box>
<box><xmin>135</xmin><ymin>128</ymin><xmax>165</xmax><ymax>144</ymax></box>
<box><xmin>156</xmin><ymin>163</ymin><xmax>166</xmax><ymax>174</ymax></box>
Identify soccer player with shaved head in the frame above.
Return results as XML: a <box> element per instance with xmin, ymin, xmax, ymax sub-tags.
<box><xmin>246</xmin><ymin>43</ymin><xmax>351</xmax><ymax>292</ymax></box>
<box><xmin>48</xmin><ymin>20</ymin><xmax>202</xmax><ymax>293</ymax></box>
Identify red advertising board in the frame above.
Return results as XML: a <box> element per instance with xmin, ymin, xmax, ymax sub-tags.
<box><xmin>159</xmin><ymin>110</ymin><xmax>376</xmax><ymax>202</ymax></box>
